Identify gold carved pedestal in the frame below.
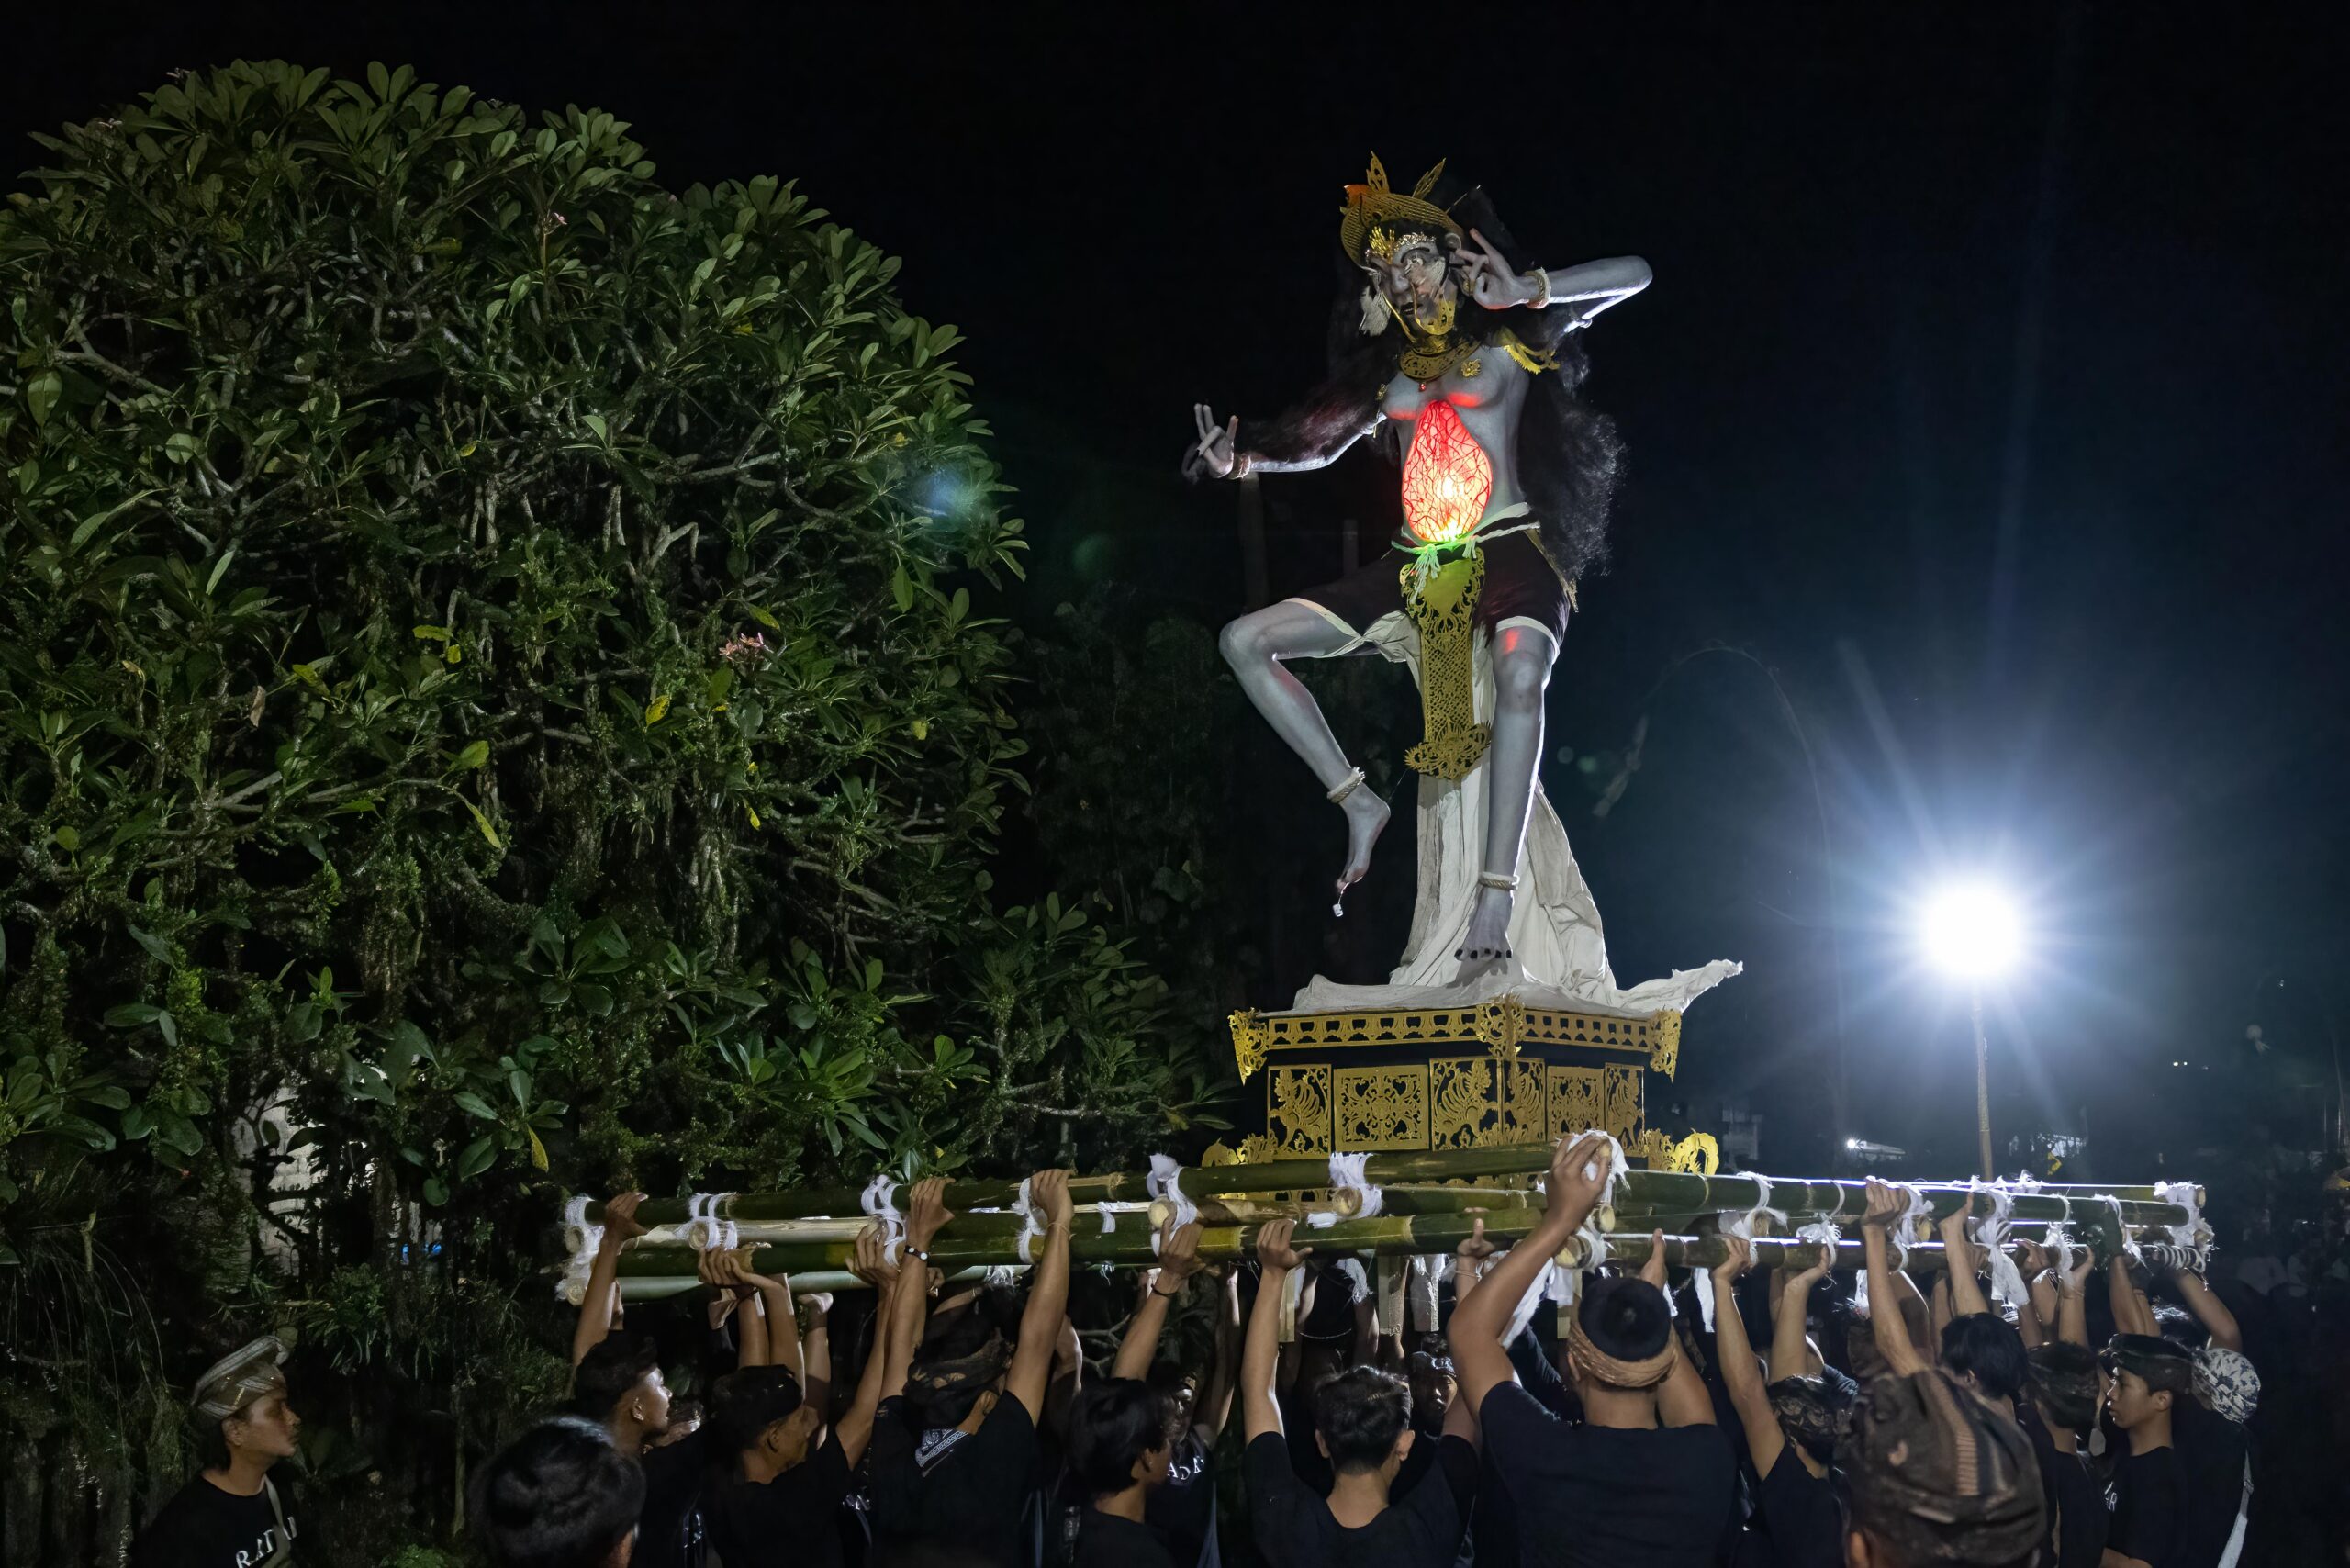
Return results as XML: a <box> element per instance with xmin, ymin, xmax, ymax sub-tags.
<box><xmin>1220</xmin><ymin>999</ymin><xmax>1707</xmax><ymax>1170</ymax></box>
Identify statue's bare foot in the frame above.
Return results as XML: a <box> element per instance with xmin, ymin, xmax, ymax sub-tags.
<box><xmin>1331</xmin><ymin>790</ymin><xmax>1392</xmax><ymax>912</ymax></box>
<box><xmin>1455</xmin><ymin>886</ymin><xmax>1516</xmax><ymax>979</ymax></box>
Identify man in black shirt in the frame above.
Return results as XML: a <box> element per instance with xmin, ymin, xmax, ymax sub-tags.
<box><xmin>1706</xmin><ymin>1237</ymin><xmax>1849</xmax><ymax>1568</ymax></box>
<box><xmin>473</xmin><ymin>1417</ymin><xmax>644</xmax><ymax>1568</ymax></box>
<box><xmin>1111</xmin><ymin>1218</ymin><xmax>1239</xmax><ymax>1568</ymax></box>
<box><xmin>868</xmin><ymin>1170</ymin><xmax>1076</xmax><ymax>1568</ymax></box>
<box><xmin>132</xmin><ymin>1336</ymin><xmax>302</xmax><ymax>1568</ymax></box>
<box><xmin>1067</xmin><ymin>1377</ymin><xmax>1181</xmax><ymax>1568</ymax></box>
<box><xmin>708</xmin><ymin>1226</ymin><xmax>902</xmax><ymax>1568</ymax></box>
<box><xmin>2023</xmin><ymin>1342</ymin><xmax>2109</xmax><ymax>1568</ymax></box>
<box><xmin>1449</xmin><ymin>1133</ymin><xmax>1733</xmax><ymax>1568</ymax></box>
<box><xmin>1841</xmin><ymin>1369</ymin><xmax>2045</xmax><ymax>1567</ymax></box>
<box><xmin>1242</xmin><ymin>1218</ymin><xmax>1479</xmax><ymax>1568</ymax></box>
<box><xmin>2100</xmin><ymin>1333</ymin><xmax>2196</xmax><ymax>1568</ymax></box>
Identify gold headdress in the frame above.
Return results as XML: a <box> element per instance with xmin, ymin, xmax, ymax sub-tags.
<box><xmin>1339</xmin><ymin>154</ymin><xmax>1462</xmax><ymax>267</ymax></box>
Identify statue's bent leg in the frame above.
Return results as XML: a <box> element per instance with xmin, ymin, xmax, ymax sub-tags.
<box><xmin>1458</xmin><ymin>621</ymin><xmax>1559</xmax><ymax>975</ymax></box>
<box><xmin>1218</xmin><ymin>601</ymin><xmax>1392</xmax><ymax>900</ymax></box>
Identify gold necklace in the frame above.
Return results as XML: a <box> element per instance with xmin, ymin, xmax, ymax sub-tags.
<box><xmin>1388</xmin><ymin>295</ymin><xmax>1473</xmax><ymax>386</ymax></box>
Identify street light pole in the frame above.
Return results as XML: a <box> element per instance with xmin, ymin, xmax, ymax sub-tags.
<box><xmin>1971</xmin><ymin>979</ymin><xmax>1994</xmax><ymax>1178</ymax></box>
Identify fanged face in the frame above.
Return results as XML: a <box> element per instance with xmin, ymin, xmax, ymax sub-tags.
<box><xmin>1369</xmin><ymin>233</ymin><xmax>1459</xmax><ymax>331</ymax></box>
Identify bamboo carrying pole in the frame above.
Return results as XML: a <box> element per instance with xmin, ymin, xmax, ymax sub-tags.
<box><xmin>589</xmin><ymin>1167</ymin><xmax>2192</xmax><ymax>1234</ymax></box>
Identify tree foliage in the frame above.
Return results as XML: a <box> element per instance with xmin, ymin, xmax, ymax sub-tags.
<box><xmin>0</xmin><ymin>61</ymin><xmax>1225</xmax><ymax>1558</ymax></box>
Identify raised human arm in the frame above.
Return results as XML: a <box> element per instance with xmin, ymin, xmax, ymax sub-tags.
<box><xmin>1115</xmin><ymin>1220</ymin><xmax>1204</xmax><ymax>1380</ymax></box>
<box><xmin>1244</xmin><ymin>1219</ymin><xmax>1314</xmax><ymax>1441</ymax></box>
<box><xmin>1005</xmin><ymin>1169</ymin><xmax>1075</xmax><ymax>1422</ymax></box>
<box><xmin>798</xmin><ymin>1294</ymin><xmax>834</xmax><ymax>1417</ymax></box>
<box><xmin>1862</xmin><ymin>1179</ymin><xmax>1929</xmax><ymax>1377</ymax></box>
<box><xmin>743</xmin><ymin>1259</ymin><xmax>802</xmax><ymax>1383</ymax></box>
<box><xmin>836</xmin><ymin>1227</ymin><xmax>901</xmax><ymax>1467</ymax></box>
<box><xmin>2167</xmin><ymin>1264</ymin><xmax>2244</xmax><ymax>1353</ymax></box>
<box><xmin>884</xmin><ymin>1178</ymin><xmax>951</xmax><ymax>1396</ymax></box>
<box><xmin>1194</xmin><ymin>1267</ymin><xmax>1242</xmax><ymax>1445</ymax></box>
<box><xmin>1450</xmin><ymin>1132</ymin><xmax>1615</xmax><ymax>1417</ymax></box>
<box><xmin>1636</xmin><ymin>1230</ymin><xmax>1717</xmax><ymax>1428</ymax></box>
<box><xmin>2108</xmin><ymin>1254</ymin><xmax>2157</xmax><ymax>1338</ymax></box>
<box><xmin>1771</xmin><ymin>1246</ymin><xmax>1830</xmax><ymax>1380</ymax></box>
<box><xmin>699</xmin><ymin>1246</ymin><xmax>767</xmax><ymax>1370</ymax></box>
<box><xmin>1711</xmin><ymin>1236</ymin><xmax>1784</xmax><ymax>1471</ymax></box>
<box><xmin>2058</xmin><ymin>1250</ymin><xmax>2092</xmax><ymax>1347</ymax></box>
<box><xmin>1939</xmin><ymin>1207</ymin><xmax>1996</xmax><ymax>1320</ymax></box>
<box><xmin>571</xmin><ymin>1190</ymin><xmax>644</xmax><ymax>1366</ymax></box>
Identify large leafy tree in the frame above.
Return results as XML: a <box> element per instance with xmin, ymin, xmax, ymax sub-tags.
<box><xmin>0</xmin><ymin>62</ymin><xmax>1224</xmax><ymax>1559</ymax></box>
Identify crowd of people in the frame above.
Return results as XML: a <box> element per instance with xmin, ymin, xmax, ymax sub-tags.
<box><xmin>129</xmin><ymin>1135</ymin><xmax>2311</xmax><ymax>1568</ymax></box>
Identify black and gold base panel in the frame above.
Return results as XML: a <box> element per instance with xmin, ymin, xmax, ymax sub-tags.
<box><xmin>1213</xmin><ymin>996</ymin><xmax>1719</xmax><ymax>1173</ymax></box>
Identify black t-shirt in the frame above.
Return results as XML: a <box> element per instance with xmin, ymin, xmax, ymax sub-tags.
<box><xmin>1245</xmin><ymin>1430</ymin><xmax>1476</xmax><ymax>1568</ymax></box>
<box><xmin>131</xmin><ymin>1474</ymin><xmax>297</xmax><ymax>1568</ymax></box>
<box><xmin>707</xmin><ymin>1432</ymin><xmax>854</xmax><ymax>1568</ymax></box>
<box><xmin>1470</xmin><ymin>1331</ymin><xmax>1584</xmax><ymax>1568</ymax></box>
<box><xmin>2020</xmin><ymin>1412</ymin><xmax>2107</xmax><ymax>1568</ymax></box>
<box><xmin>1479</xmin><ymin>1382</ymin><xmax>1735</xmax><ymax>1568</ymax></box>
<box><xmin>2107</xmin><ymin>1444</ymin><xmax>2185</xmax><ymax>1568</ymax></box>
<box><xmin>1075</xmin><ymin>1508</ymin><xmax>1178</xmax><ymax>1568</ymax></box>
<box><xmin>2172</xmin><ymin>1409</ymin><xmax>2248</xmax><ymax>1568</ymax></box>
<box><xmin>636</xmin><ymin>1428</ymin><xmax>712</xmax><ymax>1568</ymax></box>
<box><xmin>1755</xmin><ymin>1445</ymin><xmax>1841</xmax><ymax>1568</ymax></box>
<box><xmin>1144</xmin><ymin>1429</ymin><xmax>1221</xmax><ymax>1568</ymax></box>
<box><xmin>869</xmin><ymin>1394</ymin><xmax>1040</xmax><ymax>1567</ymax></box>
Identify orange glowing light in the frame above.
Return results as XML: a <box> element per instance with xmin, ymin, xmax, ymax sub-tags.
<box><xmin>1399</xmin><ymin>400</ymin><xmax>1493</xmax><ymax>543</ymax></box>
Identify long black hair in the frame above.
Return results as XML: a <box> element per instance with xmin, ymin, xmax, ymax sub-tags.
<box><xmin>1326</xmin><ymin>180</ymin><xmax>1626</xmax><ymax>582</ymax></box>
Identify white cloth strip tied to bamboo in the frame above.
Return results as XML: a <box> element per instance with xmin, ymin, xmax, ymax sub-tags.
<box><xmin>682</xmin><ymin>1193</ymin><xmax>740</xmax><ymax>1255</ymax></box>
<box><xmin>1407</xmin><ymin>1256</ymin><xmax>1448</xmax><ymax>1334</ymax></box>
<box><xmin>1852</xmin><ymin>1182</ymin><xmax>1930</xmax><ymax>1320</ymax></box>
<box><xmin>1504</xmin><ymin>1128</ymin><xmax>1629</xmax><ymax>1342</ymax></box>
<box><xmin>2153</xmin><ymin>1180</ymin><xmax>2212</xmax><ymax>1263</ymax></box>
<box><xmin>2093</xmin><ymin>1193</ymin><xmax>2142</xmax><ymax>1264</ymax></box>
<box><xmin>1695</xmin><ymin>1172</ymin><xmax>1792</xmax><ymax>1330</ymax></box>
<box><xmin>559</xmin><ymin>1195</ymin><xmax>606</xmax><ymax>1305</ymax></box>
<box><xmin>1011</xmin><ymin>1177</ymin><xmax>1049</xmax><ymax>1263</ymax></box>
<box><xmin>861</xmin><ymin>1176</ymin><xmax>905</xmax><ymax>1264</ymax></box>
<box><xmin>1147</xmin><ymin>1154</ymin><xmax>1197</xmax><ymax>1251</ymax></box>
<box><xmin>1308</xmin><ymin>1151</ymin><xmax>1384</xmax><ymax>1228</ymax></box>
<box><xmin>1973</xmin><ymin>1177</ymin><xmax>2032</xmax><ymax>1310</ymax></box>
<box><xmin>1096</xmin><ymin>1202</ymin><xmax>1118</xmax><ymax>1235</ymax></box>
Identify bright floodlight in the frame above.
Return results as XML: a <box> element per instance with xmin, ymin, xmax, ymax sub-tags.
<box><xmin>1920</xmin><ymin>883</ymin><xmax>2020</xmax><ymax>978</ymax></box>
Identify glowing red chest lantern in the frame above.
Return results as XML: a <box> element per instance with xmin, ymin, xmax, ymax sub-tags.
<box><xmin>1398</xmin><ymin>400</ymin><xmax>1494</xmax><ymax>544</ymax></box>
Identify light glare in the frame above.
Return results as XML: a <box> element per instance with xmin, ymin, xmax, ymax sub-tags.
<box><xmin>1920</xmin><ymin>883</ymin><xmax>2020</xmax><ymax>978</ymax></box>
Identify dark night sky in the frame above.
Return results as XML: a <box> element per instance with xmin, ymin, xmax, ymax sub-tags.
<box><xmin>14</xmin><ymin>3</ymin><xmax>2347</xmax><ymax>1173</ymax></box>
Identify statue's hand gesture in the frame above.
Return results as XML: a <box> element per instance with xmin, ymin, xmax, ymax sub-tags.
<box><xmin>1186</xmin><ymin>404</ymin><xmax>1240</xmax><ymax>480</ymax></box>
<box><xmin>1460</xmin><ymin>228</ymin><xmax>1536</xmax><ymax>311</ymax></box>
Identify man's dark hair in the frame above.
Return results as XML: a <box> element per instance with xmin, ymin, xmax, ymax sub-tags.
<box><xmin>1575</xmin><ymin>1277</ymin><xmax>1673</xmax><ymax>1362</ymax></box>
<box><xmin>1841</xmin><ymin>1371</ymin><xmax>2045</xmax><ymax>1568</ymax></box>
<box><xmin>907</xmin><ymin>1305</ymin><xmax>1011</xmax><ymax>1428</ymax></box>
<box><xmin>711</xmin><ymin>1366</ymin><xmax>803</xmax><ymax>1455</ymax></box>
<box><xmin>1312</xmin><ymin>1366</ymin><xmax>1412</xmax><ymax>1473</ymax></box>
<box><xmin>571</xmin><ymin>1334</ymin><xmax>660</xmax><ymax>1422</ymax></box>
<box><xmin>2027</xmin><ymin>1343</ymin><xmax>2102</xmax><ymax>1431</ymax></box>
<box><xmin>1941</xmin><ymin>1313</ymin><xmax>2029</xmax><ymax>1402</ymax></box>
<box><xmin>1767</xmin><ymin>1368</ymin><xmax>1859</xmax><ymax>1467</ymax></box>
<box><xmin>2153</xmin><ymin>1301</ymin><xmax>2208</xmax><ymax>1350</ymax></box>
<box><xmin>1068</xmin><ymin>1378</ymin><xmax>1169</xmax><ymax>1496</ymax></box>
<box><xmin>472</xmin><ymin>1417</ymin><xmax>645</xmax><ymax>1568</ymax></box>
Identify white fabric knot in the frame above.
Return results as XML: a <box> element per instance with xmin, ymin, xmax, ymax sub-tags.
<box><xmin>682</xmin><ymin>1193</ymin><xmax>737</xmax><ymax>1254</ymax></box>
<box><xmin>1147</xmin><ymin>1154</ymin><xmax>1197</xmax><ymax>1250</ymax></box>
<box><xmin>1407</xmin><ymin>1256</ymin><xmax>1446</xmax><ymax>1332</ymax></box>
<box><xmin>2154</xmin><ymin>1180</ymin><xmax>2212</xmax><ymax>1259</ymax></box>
<box><xmin>1327</xmin><ymin>1151</ymin><xmax>1383</xmax><ymax>1220</ymax></box>
<box><xmin>1097</xmin><ymin>1202</ymin><xmax>1117</xmax><ymax>1234</ymax></box>
<box><xmin>1012</xmin><ymin>1176</ymin><xmax>1048</xmax><ymax>1263</ymax></box>
<box><xmin>861</xmin><ymin>1175</ymin><xmax>906</xmax><ymax>1264</ymax></box>
<box><xmin>1725</xmin><ymin>1171</ymin><xmax>1789</xmax><ymax>1239</ymax></box>
<box><xmin>559</xmin><ymin>1195</ymin><xmax>605</xmax><ymax>1305</ymax></box>
<box><xmin>1971</xmin><ymin>1177</ymin><xmax>2031</xmax><ymax>1308</ymax></box>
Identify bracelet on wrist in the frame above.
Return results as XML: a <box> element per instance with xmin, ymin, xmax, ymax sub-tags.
<box><xmin>1152</xmin><ymin>1283</ymin><xmax>1181</xmax><ymax>1299</ymax></box>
